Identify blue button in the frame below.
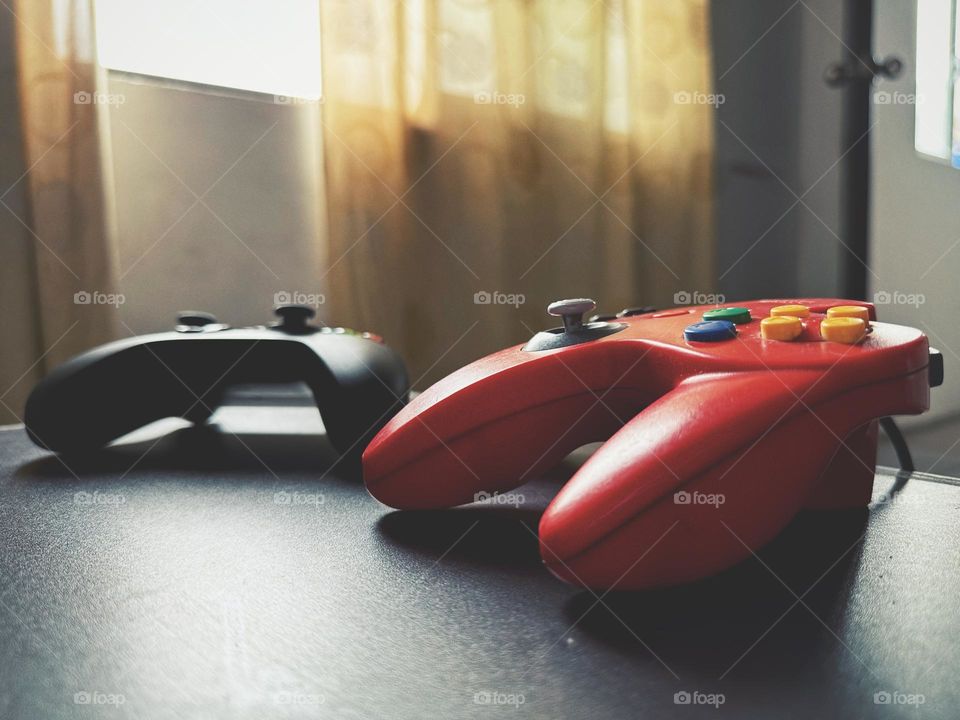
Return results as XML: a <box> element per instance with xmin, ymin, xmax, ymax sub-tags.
<box><xmin>684</xmin><ymin>320</ymin><xmax>737</xmax><ymax>342</ymax></box>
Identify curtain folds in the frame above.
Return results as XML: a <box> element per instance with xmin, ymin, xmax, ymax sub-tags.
<box><xmin>319</xmin><ymin>0</ymin><xmax>716</xmax><ymax>386</ymax></box>
<box><xmin>2</xmin><ymin>0</ymin><xmax>118</xmax><ymax>423</ymax></box>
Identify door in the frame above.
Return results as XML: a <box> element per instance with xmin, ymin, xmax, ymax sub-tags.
<box><xmin>873</xmin><ymin>0</ymin><xmax>960</xmax><ymax>423</ymax></box>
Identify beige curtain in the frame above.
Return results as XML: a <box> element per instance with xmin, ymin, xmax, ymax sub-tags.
<box><xmin>1</xmin><ymin>0</ymin><xmax>118</xmax><ymax>423</ymax></box>
<box><xmin>319</xmin><ymin>0</ymin><xmax>715</xmax><ymax>386</ymax></box>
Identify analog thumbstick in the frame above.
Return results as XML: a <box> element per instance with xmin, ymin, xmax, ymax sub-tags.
<box><xmin>274</xmin><ymin>304</ymin><xmax>316</xmax><ymax>333</ymax></box>
<box><xmin>547</xmin><ymin>298</ymin><xmax>597</xmax><ymax>333</ymax></box>
<box><xmin>176</xmin><ymin>311</ymin><xmax>218</xmax><ymax>327</ymax></box>
<box><xmin>175</xmin><ymin>311</ymin><xmax>222</xmax><ymax>333</ymax></box>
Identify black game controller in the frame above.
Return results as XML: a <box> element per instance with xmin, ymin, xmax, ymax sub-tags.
<box><xmin>24</xmin><ymin>305</ymin><xmax>409</xmax><ymax>456</ymax></box>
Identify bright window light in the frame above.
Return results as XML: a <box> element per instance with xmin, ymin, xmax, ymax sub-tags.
<box><xmin>915</xmin><ymin>0</ymin><xmax>954</xmax><ymax>160</ymax></box>
<box><xmin>94</xmin><ymin>0</ymin><xmax>322</xmax><ymax>99</ymax></box>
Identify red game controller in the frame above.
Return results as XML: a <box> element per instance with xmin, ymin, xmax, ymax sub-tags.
<box><xmin>363</xmin><ymin>299</ymin><xmax>942</xmax><ymax>590</ymax></box>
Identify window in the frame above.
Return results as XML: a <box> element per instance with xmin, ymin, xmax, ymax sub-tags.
<box><xmin>94</xmin><ymin>0</ymin><xmax>322</xmax><ymax>99</ymax></box>
<box><xmin>915</xmin><ymin>0</ymin><xmax>957</xmax><ymax>163</ymax></box>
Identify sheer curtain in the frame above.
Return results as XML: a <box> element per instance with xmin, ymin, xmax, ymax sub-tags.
<box><xmin>319</xmin><ymin>0</ymin><xmax>715</xmax><ymax>385</ymax></box>
<box><xmin>2</xmin><ymin>0</ymin><xmax>118</xmax><ymax>423</ymax></box>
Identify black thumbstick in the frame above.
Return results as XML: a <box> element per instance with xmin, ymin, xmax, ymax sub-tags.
<box><xmin>175</xmin><ymin>311</ymin><xmax>222</xmax><ymax>333</ymax></box>
<box><xmin>274</xmin><ymin>304</ymin><xmax>316</xmax><ymax>333</ymax></box>
<box><xmin>176</xmin><ymin>311</ymin><xmax>218</xmax><ymax>327</ymax></box>
<box><xmin>548</xmin><ymin>298</ymin><xmax>597</xmax><ymax>333</ymax></box>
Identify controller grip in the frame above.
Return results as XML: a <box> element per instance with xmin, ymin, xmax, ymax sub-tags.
<box><xmin>24</xmin><ymin>345</ymin><xmax>206</xmax><ymax>453</ymax></box>
<box><xmin>540</xmin><ymin>366</ymin><xmax>930</xmax><ymax>590</ymax></box>
<box><xmin>365</xmin><ymin>386</ymin><xmax>656</xmax><ymax>509</ymax></box>
<box><xmin>313</xmin><ymin>353</ymin><xmax>408</xmax><ymax>457</ymax></box>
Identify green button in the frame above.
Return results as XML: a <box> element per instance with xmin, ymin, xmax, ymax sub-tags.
<box><xmin>702</xmin><ymin>307</ymin><xmax>751</xmax><ymax>324</ymax></box>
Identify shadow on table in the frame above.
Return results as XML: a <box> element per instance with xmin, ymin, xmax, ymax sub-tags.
<box><xmin>13</xmin><ymin>423</ymin><xmax>359</xmax><ymax>482</ymax></box>
<box><xmin>378</xmin><ymin>506</ymin><xmax>546</xmax><ymax>568</ymax></box>
<box><xmin>565</xmin><ymin>508</ymin><xmax>870</xmax><ymax>678</ymax></box>
<box><xmin>374</xmin><ymin>459</ymin><xmax>584</xmax><ymax>569</ymax></box>
<box><xmin>379</xmin><ymin>494</ymin><xmax>870</xmax><ymax>680</ymax></box>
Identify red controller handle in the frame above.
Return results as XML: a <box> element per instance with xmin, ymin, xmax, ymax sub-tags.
<box><xmin>540</xmin><ymin>366</ymin><xmax>929</xmax><ymax>589</ymax></box>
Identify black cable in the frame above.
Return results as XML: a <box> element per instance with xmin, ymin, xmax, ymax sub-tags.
<box><xmin>879</xmin><ymin>416</ymin><xmax>914</xmax><ymax>473</ymax></box>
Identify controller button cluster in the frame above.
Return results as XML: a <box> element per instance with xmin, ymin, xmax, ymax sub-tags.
<box><xmin>702</xmin><ymin>307</ymin><xmax>751</xmax><ymax>324</ymax></box>
<box><xmin>760</xmin><ymin>315</ymin><xmax>803</xmax><ymax>341</ymax></box>
<box><xmin>683</xmin><ymin>320</ymin><xmax>737</xmax><ymax>342</ymax></box>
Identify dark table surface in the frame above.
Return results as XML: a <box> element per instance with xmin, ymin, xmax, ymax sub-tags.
<box><xmin>1</xmin><ymin>406</ymin><xmax>958</xmax><ymax>719</ymax></box>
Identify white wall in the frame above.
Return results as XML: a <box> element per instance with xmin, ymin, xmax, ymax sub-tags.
<box><xmin>105</xmin><ymin>76</ymin><xmax>328</xmax><ymax>333</ymax></box>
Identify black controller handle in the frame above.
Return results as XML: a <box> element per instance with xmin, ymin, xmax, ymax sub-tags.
<box><xmin>24</xmin><ymin>313</ymin><xmax>409</xmax><ymax>456</ymax></box>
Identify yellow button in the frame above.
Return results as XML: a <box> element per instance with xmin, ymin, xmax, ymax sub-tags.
<box><xmin>760</xmin><ymin>316</ymin><xmax>803</xmax><ymax>341</ymax></box>
<box><xmin>826</xmin><ymin>305</ymin><xmax>870</xmax><ymax>325</ymax></box>
<box><xmin>770</xmin><ymin>304</ymin><xmax>810</xmax><ymax>318</ymax></box>
<box><xmin>820</xmin><ymin>317</ymin><xmax>866</xmax><ymax>344</ymax></box>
